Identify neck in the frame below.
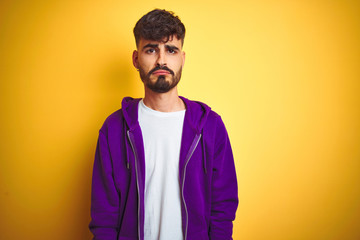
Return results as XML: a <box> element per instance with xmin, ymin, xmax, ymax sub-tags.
<box><xmin>143</xmin><ymin>87</ymin><xmax>185</xmax><ymax>112</ymax></box>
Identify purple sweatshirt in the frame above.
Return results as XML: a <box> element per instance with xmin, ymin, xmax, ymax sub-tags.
<box><xmin>89</xmin><ymin>96</ymin><xmax>238</xmax><ymax>240</ymax></box>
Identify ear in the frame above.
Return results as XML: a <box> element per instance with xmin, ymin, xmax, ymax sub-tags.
<box><xmin>132</xmin><ymin>50</ymin><xmax>139</xmax><ymax>69</ymax></box>
<box><xmin>182</xmin><ymin>51</ymin><xmax>186</xmax><ymax>68</ymax></box>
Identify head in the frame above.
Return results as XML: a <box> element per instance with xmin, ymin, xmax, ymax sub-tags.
<box><xmin>132</xmin><ymin>9</ymin><xmax>186</xmax><ymax>93</ymax></box>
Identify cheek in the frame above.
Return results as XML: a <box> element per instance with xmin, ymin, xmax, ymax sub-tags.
<box><xmin>169</xmin><ymin>57</ymin><xmax>184</xmax><ymax>70</ymax></box>
<box><xmin>138</xmin><ymin>56</ymin><xmax>153</xmax><ymax>68</ymax></box>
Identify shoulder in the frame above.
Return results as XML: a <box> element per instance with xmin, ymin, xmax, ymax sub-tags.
<box><xmin>99</xmin><ymin>108</ymin><xmax>124</xmax><ymax>136</ymax></box>
<box><xmin>182</xmin><ymin>96</ymin><xmax>224</xmax><ymax>130</ymax></box>
<box><xmin>99</xmin><ymin>96</ymin><xmax>141</xmax><ymax>135</ymax></box>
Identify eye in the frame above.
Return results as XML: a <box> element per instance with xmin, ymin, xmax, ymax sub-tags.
<box><xmin>146</xmin><ymin>48</ymin><xmax>156</xmax><ymax>54</ymax></box>
<box><xmin>168</xmin><ymin>49</ymin><xmax>177</xmax><ymax>54</ymax></box>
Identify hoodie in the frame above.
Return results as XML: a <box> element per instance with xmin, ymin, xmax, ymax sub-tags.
<box><xmin>89</xmin><ymin>96</ymin><xmax>238</xmax><ymax>240</ymax></box>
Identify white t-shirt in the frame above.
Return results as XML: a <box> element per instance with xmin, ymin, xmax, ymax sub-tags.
<box><xmin>138</xmin><ymin>99</ymin><xmax>186</xmax><ymax>240</ymax></box>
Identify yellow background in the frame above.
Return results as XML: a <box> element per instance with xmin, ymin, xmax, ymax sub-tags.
<box><xmin>1</xmin><ymin>0</ymin><xmax>359</xmax><ymax>239</ymax></box>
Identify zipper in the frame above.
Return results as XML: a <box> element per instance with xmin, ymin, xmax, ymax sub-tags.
<box><xmin>181</xmin><ymin>134</ymin><xmax>202</xmax><ymax>240</ymax></box>
<box><xmin>127</xmin><ymin>130</ymin><xmax>141</xmax><ymax>240</ymax></box>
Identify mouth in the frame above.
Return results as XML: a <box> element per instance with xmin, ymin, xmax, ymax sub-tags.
<box><xmin>152</xmin><ymin>70</ymin><xmax>170</xmax><ymax>75</ymax></box>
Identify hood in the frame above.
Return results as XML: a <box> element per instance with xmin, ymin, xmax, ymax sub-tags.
<box><xmin>121</xmin><ymin>96</ymin><xmax>211</xmax><ymax>133</ymax></box>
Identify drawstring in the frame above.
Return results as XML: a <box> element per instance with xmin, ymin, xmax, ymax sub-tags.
<box><xmin>123</xmin><ymin>119</ymin><xmax>130</xmax><ymax>169</ymax></box>
<box><xmin>201</xmin><ymin>130</ymin><xmax>207</xmax><ymax>174</ymax></box>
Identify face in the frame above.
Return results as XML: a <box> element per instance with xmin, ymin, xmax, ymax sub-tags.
<box><xmin>132</xmin><ymin>36</ymin><xmax>185</xmax><ymax>93</ymax></box>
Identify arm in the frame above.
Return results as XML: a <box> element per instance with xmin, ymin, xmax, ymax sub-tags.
<box><xmin>209</xmin><ymin>117</ymin><xmax>239</xmax><ymax>240</ymax></box>
<box><xmin>89</xmin><ymin>130</ymin><xmax>120</xmax><ymax>240</ymax></box>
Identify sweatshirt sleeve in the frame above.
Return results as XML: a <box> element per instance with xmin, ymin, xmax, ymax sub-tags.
<box><xmin>89</xmin><ymin>130</ymin><xmax>120</xmax><ymax>240</ymax></box>
<box><xmin>209</xmin><ymin>117</ymin><xmax>239</xmax><ymax>240</ymax></box>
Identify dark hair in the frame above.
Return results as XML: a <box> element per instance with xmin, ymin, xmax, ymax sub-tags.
<box><xmin>133</xmin><ymin>9</ymin><xmax>186</xmax><ymax>47</ymax></box>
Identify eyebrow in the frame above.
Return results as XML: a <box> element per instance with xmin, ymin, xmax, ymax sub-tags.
<box><xmin>143</xmin><ymin>43</ymin><xmax>158</xmax><ymax>50</ymax></box>
<box><xmin>142</xmin><ymin>43</ymin><xmax>180</xmax><ymax>51</ymax></box>
<box><xmin>166</xmin><ymin>45</ymin><xmax>179</xmax><ymax>51</ymax></box>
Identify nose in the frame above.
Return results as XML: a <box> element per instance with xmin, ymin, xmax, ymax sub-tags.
<box><xmin>156</xmin><ymin>49</ymin><xmax>166</xmax><ymax>67</ymax></box>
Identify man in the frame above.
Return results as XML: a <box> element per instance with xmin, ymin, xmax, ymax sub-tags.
<box><xmin>89</xmin><ymin>9</ymin><xmax>238</xmax><ymax>240</ymax></box>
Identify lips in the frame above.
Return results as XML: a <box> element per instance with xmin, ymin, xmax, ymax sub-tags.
<box><xmin>152</xmin><ymin>70</ymin><xmax>170</xmax><ymax>75</ymax></box>
<box><xmin>147</xmin><ymin>66</ymin><xmax>174</xmax><ymax>77</ymax></box>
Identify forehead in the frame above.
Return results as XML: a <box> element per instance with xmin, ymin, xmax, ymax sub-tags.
<box><xmin>138</xmin><ymin>36</ymin><xmax>183</xmax><ymax>49</ymax></box>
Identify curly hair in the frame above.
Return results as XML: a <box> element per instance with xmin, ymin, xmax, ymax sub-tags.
<box><xmin>133</xmin><ymin>9</ymin><xmax>186</xmax><ymax>47</ymax></box>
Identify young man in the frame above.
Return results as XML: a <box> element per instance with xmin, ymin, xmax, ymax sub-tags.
<box><xmin>89</xmin><ymin>9</ymin><xmax>238</xmax><ymax>240</ymax></box>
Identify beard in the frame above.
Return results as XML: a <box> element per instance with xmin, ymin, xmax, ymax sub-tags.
<box><xmin>138</xmin><ymin>65</ymin><xmax>182</xmax><ymax>93</ymax></box>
